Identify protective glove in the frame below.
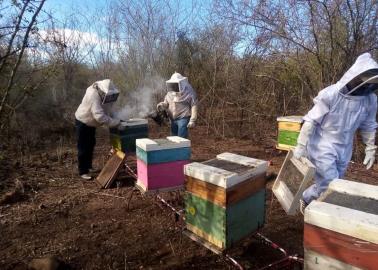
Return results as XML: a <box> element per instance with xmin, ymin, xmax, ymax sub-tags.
<box><xmin>157</xmin><ymin>102</ymin><xmax>167</xmax><ymax>112</ymax></box>
<box><xmin>361</xmin><ymin>131</ymin><xmax>377</xmax><ymax>170</ymax></box>
<box><xmin>187</xmin><ymin>105</ymin><xmax>198</xmax><ymax>129</ymax></box>
<box><xmin>293</xmin><ymin>121</ymin><xmax>315</xmax><ymax>159</ymax></box>
<box><xmin>187</xmin><ymin>121</ymin><xmax>195</xmax><ymax>128</ymax></box>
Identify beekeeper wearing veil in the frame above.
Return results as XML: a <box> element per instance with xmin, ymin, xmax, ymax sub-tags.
<box><xmin>157</xmin><ymin>72</ymin><xmax>198</xmax><ymax>138</ymax></box>
<box><xmin>293</xmin><ymin>53</ymin><xmax>378</xmax><ymax>213</ymax></box>
<box><xmin>75</xmin><ymin>79</ymin><xmax>121</xmax><ymax>180</ymax></box>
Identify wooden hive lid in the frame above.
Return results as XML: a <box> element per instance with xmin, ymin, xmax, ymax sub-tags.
<box><xmin>276</xmin><ymin>115</ymin><xmax>303</xmax><ymax>123</ymax></box>
<box><xmin>305</xmin><ymin>179</ymin><xmax>378</xmax><ymax>244</ymax></box>
<box><xmin>120</xmin><ymin>118</ymin><xmax>148</xmax><ymax>127</ymax></box>
<box><xmin>136</xmin><ymin>136</ymin><xmax>191</xmax><ymax>151</ymax></box>
<box><xmin>184</xmin><ymin>152</ymin><xmax>268</xmax><ymax>188</ymax></box>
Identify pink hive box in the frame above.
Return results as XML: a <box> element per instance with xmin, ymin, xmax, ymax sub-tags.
<box><xmin>135</xmin><ymin>136</ymin><xmax>191</xmax><ymax>192</ymax></box>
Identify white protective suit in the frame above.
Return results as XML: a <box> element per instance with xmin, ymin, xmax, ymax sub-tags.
<box><xmin>159</xmin><ymin>72</ymin><xmax>198</xmax><ymax>124</ymax></box>
<box><xmin>75</xmin><ymin>79</ymin><xmax>120</xmax><ymax>128</ymax></box>
<box><xmin>299</xmin><ymin>53</ymin><xmax>378</xmax><ymax>204</ymax></box>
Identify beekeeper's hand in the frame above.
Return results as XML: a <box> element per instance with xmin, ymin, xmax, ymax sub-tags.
<box><xmin>187</xmin><ymin>120</ymin><xmax>196</xmax><ymax>129</ymax></box>
<box><xmin>361</xmin><ymin>131</ymin><xmax>377</xmax><ymax>170</ymax></box>
<box><xmin>293</xmin><ymin>121</ymin><xmax>315</xmax><ymax>159</ymax></box>
<box><xmin>293</xmin><ymin>145</ymin><xmax>307</xmax><ymax>159</ymax></box>
<box><xmin>187</xmin><ymin>105</ymin><xmax>198</xmax><ymax>129</ymax></box>
<box><xmin>157</xmin><ymin>102</ymin><xmax>167</xmax><ymax>112</ymax></box>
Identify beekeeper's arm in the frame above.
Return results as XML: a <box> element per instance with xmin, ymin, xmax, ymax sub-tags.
<box><xmin>359</xmin><ymin>94</ymin><xmax>378</xmax><ymax>169</ymax></box>
<box><xmin>90</xmin><ymin>92</ymin><xmax>120</xmax><ymax>128</ymax></box>
<box><xmin>187</xmin><ymin>93</ymin><xmax>198</xmax><ymax>128</ymax></box>
<box><xmin>157</xmin><ymin>94</ymin><xmax>169</xmax><ymax>112</ymax></box>
<box><xmin>293</xmin><ymin>89</ymin><xmax>332</xmax><ymax>159</ymax></box>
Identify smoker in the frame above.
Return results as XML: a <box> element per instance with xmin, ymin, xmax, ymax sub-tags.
<box><xmin>109</xmin><ymin>118</ymin><xmax>149</xmax><ymax>153</ymax></box>
<box><xmin>147</xmin><ymin>109</ymin><xmax>169</xmax><ymax>126</ymax></box>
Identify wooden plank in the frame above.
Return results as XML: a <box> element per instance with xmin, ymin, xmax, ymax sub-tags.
<box><xmin>136</xmin><ymin>146</ymin><xmax>191</xmax><ymax>164</ymax></box>
<box><xmin>227</xmin><ymin>189</ymin><xmax>265</xmax><ymax>247</ymax></box>
<box><xmin>185</xmin><ymin>176</ymin><xmax>226</xmax><ymax>207</ymax></box>
<box><xmin>185</xmin><ymin>224</ymin><xmax>225</xmax><ymax>250</ymax></box>
<box><xmin>278</xmin><ymin>121</ymin><xmax>302</xmax><ymax>131</ymax></box>
<box><xmin>304</xmin><ymin>248</ymin><xmax>363</xmax><ymax>270</ymax></box>
<box><xmin>305</xmin><ymin>201</ymin><xmax>378</xmax><ymax>244</ymax></box>
<box><xmin>277</xmin><ymin>115</ymin><xmax>303</xmax><ymax>123</ymax></box>
<box><xmin>183</xmin><ymin>229</ymin><xmax>223</xmax><ymax>254</ymax></box>
<box><xmin>186</xmin><ymin>173</ymin><xmax>266</xmax><ymax>207</ymax></box>
<box><xmin>226</xmin><ymin>173</ymin><xmax>266</xmax><ymax>205</ymax></box>
<box><xmin>95</xmin><ymin>151</ymin><xmax>126</xmax><ymax>189</ymax></box>
<box><xmin>272</xmin><ymin>150</ymin><xmax>315</xmax><ymax>215</ymax></box>
<box><xmin>304</xmin><ymin>223</ymin><xmax>378</xmax><ymax>270</ymax></box>
<box><xmin>276</xmin><ymin>143</ymin><xmax>295</xmax><ymax>151</ymax></box>
<box><xmin>185</xmin><ymin>192</ymin><xmax>226</xmax><ymax>246</ymax></box>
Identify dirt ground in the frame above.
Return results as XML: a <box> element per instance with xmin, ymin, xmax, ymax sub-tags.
<box><xmin>1</xmin><ymin>123</ymin><xmax>377</xmax><ymax>270</ymax></box>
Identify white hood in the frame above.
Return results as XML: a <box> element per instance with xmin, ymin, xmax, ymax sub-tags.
<box><xmin>337</xmin><ymin>53</ymin><xmax>378</xmax><ymax>94</ymax></box>
<box><xmin>94</xmin><ymin>79</ymin><xmax>119</xmax><ymax>95</ymax></box>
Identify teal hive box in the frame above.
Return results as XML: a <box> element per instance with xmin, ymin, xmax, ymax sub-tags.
<box><xmin>109</xmin><ymin>118</ymin><xmax>148</xmax><ymax>153</ymax></box>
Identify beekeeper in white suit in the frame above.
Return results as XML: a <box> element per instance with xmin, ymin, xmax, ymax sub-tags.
<box><xmin>294</xmin><ymin>53</ymin><xmax>378</xmax><ymax>213</ymax></box>
<box><xmin>75</xmin><ymin>79</ymin><xmax>121</xmax><ymax>180</ymax></box>
<box><xmin>157</xmin><ymin>72</ymin><xmax>198</xmax><ymax>138</ymax></box>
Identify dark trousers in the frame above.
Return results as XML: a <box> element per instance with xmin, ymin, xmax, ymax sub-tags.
<box><xmin>75</xmin><ymin>119</ymin><xmax>96</xmax><ymax>175</ymax></box>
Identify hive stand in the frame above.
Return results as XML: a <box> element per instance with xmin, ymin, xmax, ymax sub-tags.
<box><xmin>272</xmin><ymin>150</ymin><xmax>315</xmax><ymax>215</ymax></box>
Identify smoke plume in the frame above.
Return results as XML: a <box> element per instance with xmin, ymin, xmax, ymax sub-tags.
<box><xmin>114</xmin><ymin>75</ymin><xmax>166</xmax><ymax>120</ymax></box>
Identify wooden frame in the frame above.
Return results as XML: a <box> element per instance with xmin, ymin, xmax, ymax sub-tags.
<box><xmin>272</xmin><ymin>150</ymin><xmax>315</xmax><ymax>215</ymax></box>
<box><xmin>95</xmin><ymin>151</ymin><xmax>126</xmax><ymax>189</ymax></box>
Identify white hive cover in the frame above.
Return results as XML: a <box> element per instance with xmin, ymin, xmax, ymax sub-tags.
<box><xmin>276</xmin><ymin>115</ymin><xmax>303</xmax><ymax>123</ymax></box>
<box><xmin>184</xmin><ymin>152</ymin><xmax>268</xmax><ymax>188</ymax></box>
<box><xmin>119</xmin><ymin>118</ymin><xmax>148</xmax><ymax>127</ymax></box>
<box><xmin>136</xmin><ymin>136</ymin><xmax>191</xmax><ymax>151</ymax></box>
<box><xmin>305</xmin><ymin>179</ymin><xmax>378</xmax><ymax>244</ymax></box>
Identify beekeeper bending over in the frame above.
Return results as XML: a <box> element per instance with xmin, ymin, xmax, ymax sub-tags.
<box><xmin>157</xmin><ymin>72</ymin><xmax>198</xmax><ymax>138</ymax></box>
<box><xmin>75</xmin><ymin>79</ymin><xmax>121</xmax><ymax>180</ymax></box>
<box><xmin>294</xmin><ymin>53</ymin><xmax>378</xmax><ymax>213</ymax></box>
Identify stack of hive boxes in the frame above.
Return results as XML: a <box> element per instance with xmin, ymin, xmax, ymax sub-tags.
<box><xmin>276</xmin><ymin>116</ymin><xmax>303</xmax><ymax>151</ymax></box>
<box><xmin>109</xmin><ymin>118</ymin><xmax>148</xmax><ymax>153</ymax></box>
<box><xmin>136</xmin><ymin>136</ymin><xmax>191</xmax><ymax>192</ymax></box>
<box><xmin>304</xmin><ymin>179</ymin><xmax>378</xmax><ymax>270</ymax></box>
<box><xmin>184</xmin><ymin>153</ymin><xmax>268</xmax><ymax>251</ymax></box>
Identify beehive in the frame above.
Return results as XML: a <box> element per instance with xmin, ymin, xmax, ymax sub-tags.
<box><xmin>276</xmin><ymin>116</ymin><xmax>303</xmax><ymax>151</ymax></box>
<box><xmin>136</xmin><ymin>136</ymin><xmax>191</xmax><ymax>192</ymax></box>
<box><xmin>304</xmin><ymin>179</ymin><xmax>378</xmax><ymax>270</ymax></box>
<box><xmin>109</xmin><ymin>118</ymin><xmax>148</xmax><ymax>153</ymax></box>
<box><xmin>184</xmin><ymin>153</ymin><xmax>268</xmax><ymax>251</ymax></box>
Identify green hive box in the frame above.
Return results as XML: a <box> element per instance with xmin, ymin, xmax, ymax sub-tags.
<box><xmin>109</xmin><ymin>118</ymin><xmax>148</xmax><ymax>153</ymax></box>
<box><xmin>184</xmin><ymin>153</ymin><xmax>268</xmax><ymax>251</ymax></box>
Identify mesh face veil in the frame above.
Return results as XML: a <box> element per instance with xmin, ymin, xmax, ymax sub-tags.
<box><xmin>166</xmin><ymin>82</ymin><xmax>180</xmax><ymax>92</ymax></box>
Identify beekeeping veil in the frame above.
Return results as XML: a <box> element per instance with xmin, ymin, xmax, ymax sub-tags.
<box><xmin>338</xmin><ymin>53</ymin><xmax>378</xmax><ymax>96</ymax></box>
<box><xmin>94</xmin><ymin>79</ymin><xmax>119</xmax><ymax>104</ymax></box>
<box><xmin>166</xmin><ymin>72</ymin><xmax>196</xmax><ymax>101</ymax></box>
